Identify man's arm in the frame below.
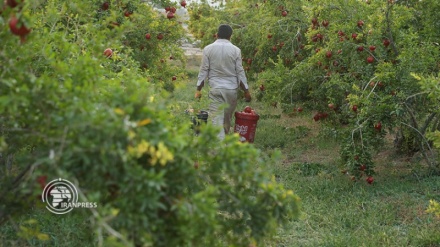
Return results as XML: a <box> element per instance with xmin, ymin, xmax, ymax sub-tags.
<box><xmin>239</xmin><ymin>81</ymin><xmax>248</xmax><ymax>92</ymax></box>
<box><xmin>236</xmin><ymin>49</ymin><xmax>251</xmax><ymax>102</ymax></box>
<box><xmin>195</xmin><ymin>80</ymin><xmax>204</xmax><ymax>99</ymax></box>
<box><xmin>197</xmin><ymin>50</ymin><xmax>209</xmax><ymax>89</ymax></box>
<box><xmin>196</xmin><ymin>81</ymin><xmax>204</xmax><ymax>91</ymax></box>
<box><xmin>195</xmin><ymin>50</ymin><xmax>209</xmax><ymax>99</ymax></box>
<box><xmin>235</xmin><ymin>50</ymin><xmax>249</xmax><ymax>90</ymax></box>
<box><xmin>241</xmin><ymin>81</ymin><xmax>251</xmax><ymax>102</ymax></box>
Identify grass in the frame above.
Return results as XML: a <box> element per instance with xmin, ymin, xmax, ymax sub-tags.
<box><xmin>0</xmin><ymin>206</ymin><xmax>95</xmax><ymax>247</ymax></box>
<box><xmin>273</xmin><ymin>164</ymin><xmax>440</xmax><ymax>246</ymax></box>
<box><xmin>1</xmin><ymin>56</ymin><xmax>440</xmax><ymax>247</ymax></box>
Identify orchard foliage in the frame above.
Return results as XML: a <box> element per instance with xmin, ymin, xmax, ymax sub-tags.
<box><xmin>188</xmin><ymin>0</ymin><xmax>440</xmax><ymax>179</ymax></box>
<box><xmin>0</xmin><ymin>0</ymin><xmax>300</xmax><ymax>246</ymax></box>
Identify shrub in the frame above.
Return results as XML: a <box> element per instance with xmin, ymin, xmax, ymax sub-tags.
<box><xmin>0</xmin><ymin>1</ymin><xmax>300</xmax><ymax>246</ymax></box>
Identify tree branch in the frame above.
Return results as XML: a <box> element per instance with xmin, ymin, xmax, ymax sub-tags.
<box><xmin>385</xmin><ymin>2</ymin><xmax>399</xmax><ymax>57</ymax></box>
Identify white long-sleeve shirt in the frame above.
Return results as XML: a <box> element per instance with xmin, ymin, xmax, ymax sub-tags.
<box><xmin>197</xmin><ymin>39</ymin><xmax>249</xmax><ymax>90</ymax></box>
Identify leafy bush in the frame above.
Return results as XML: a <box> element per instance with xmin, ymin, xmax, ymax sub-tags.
<box><xmin>0</xmin><ymin>0</ymin><xmax>300</xmax><ymax>246</ymax></box>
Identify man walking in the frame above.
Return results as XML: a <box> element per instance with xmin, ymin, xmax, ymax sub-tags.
<box><xmin>195</xmin><ymin>24</ymin><xmax>251</xmax><ymax>140</ymax></box>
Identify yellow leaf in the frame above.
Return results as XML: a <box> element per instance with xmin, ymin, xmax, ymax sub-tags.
<box><xmin>137</xmin><ymin>140</ymin><xmax>150</xmax><ymax>155</ymax></box>
<box><xmin>128</xmin><ymin>130</ymin><xmax>136</xmax><ymax>140</ymax></box>
<box><xmin>411</xmin><ymin>73</ymin><xmax>421</xmax><ymax>81</ymax></box>
<box><xmin>351</xmin><ymin>84</ymin><xmax>360</xmax><ymax>91</ymax></box>
<box><xmin>24</xmin><ymin>219</ymin><xmax>37</xmax><ymax>224</ymax></box>
<box><xmin>426</xmin><ymin>200</ymin><xmax>440</xmax><ymax>217</ymax></box>
<box><xmin>37</xmin><ymin>233</ymin><xmax>50</xmax><ymax>241</ymax></box>
<box><xmin>19</xmin><ymin>226</ymin><xmax>29</xmax><ymax>232</ymax></box>
<box><xmin>137</xmin><ymin>118</ymin><xmax>151</xmax><ymax>127</ymax></box>
<box><xmin>114</xmin><ymin>108</ymin><xmax>125</xmax><ymax>115</ymax></box>
<box><xmin>111</xmin><ymin>208</ymin><xmax>120</xmax><ymax>216</ymax></box>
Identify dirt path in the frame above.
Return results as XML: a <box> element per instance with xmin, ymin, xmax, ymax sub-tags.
<box><xmin>174</xmin><ymin>8</ymin><xmax>203</xmax><ymax>56</ymax></box>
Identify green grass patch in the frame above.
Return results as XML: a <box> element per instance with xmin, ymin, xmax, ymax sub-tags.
<box><xmin>254</xmin><ymin>120</ymin><xmax>310</xmax><ymax>149</ymax></box>
<box><xmin>270</xmin><ymin>158</ymin><xmax>440</xmax><ymax>247</ymax></box>
<box><xmin>1</xmin><ymin>207</ymin><xmax>95</xmax><ymax>247</ymax></box>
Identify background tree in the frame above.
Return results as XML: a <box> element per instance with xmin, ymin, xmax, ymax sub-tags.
<box><xmin>188</xmin><ymin>0</ymin><xmax>440</xmax><ymax>180</ymax></box>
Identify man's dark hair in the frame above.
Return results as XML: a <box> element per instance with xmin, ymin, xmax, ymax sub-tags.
<box><xmin>217</xmin><ymin>24</ymin><xmax>233</xmax><ymax>39</ymax></box>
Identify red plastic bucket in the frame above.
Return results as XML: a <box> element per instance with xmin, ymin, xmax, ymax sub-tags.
<box><xmin>234</xmin><ymin>111</ymin><xmax>260</xmax><ymax>143</ymax></box>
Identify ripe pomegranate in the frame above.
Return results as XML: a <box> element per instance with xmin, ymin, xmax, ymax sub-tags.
<box><xmin>352</xmin><ymin>105</ymin><xmax>358</xmax><ymax>112</ymax></box>
<box><xmin>326</xmin><ymin>51</ymin><xmax>332</xmax><ymax>58</ymax></box>
<box><xmin>313</xmin><ymin>114</ymin><xmax>320</xmax><ymax>121</ymax></box>
<box><xmin>377</xmin><ymin>81</ymin><xmax>384</xmax><ymax>88</ymax></box>
<box><xmin>103</xmin><ymin>48</ymin><xmax>113</xmax><ymax>58</ymax></box>
<box><xmin>244</xmin><ymin>106</ymin><xmax>252</xmax><ymax>113</ymax></box>
<box><xmin>6</xmin><ymin>0</ymin><xmax>19</xmax><ymax>8</ymax></box>
<box><xmin>180</xmin><ymin>0</ymin><xmax>187</xmax><ymax>8</ymax></box>
<box><xmin>9</xmin><ymin>16</ymin><xmax>31</xmax><ymax>43</ymax></box>
<box><xmin>374</xmin><ymin>121</ymin><xmax>382</xmax><ymax>131</ymax></box>
<box><xmin>102</xmin><ymin>2</ymin><xmax>109</xmax><ymax>10</ymax></box>
<box><xmin>36</xmin><ymin>175</ymin><xmax>48</xmax><ymax>190</ymax></box>
<box><xmin>167</xmin><ymin>12</ymin><xmax>175</xmax><ymax>19</ymax></box>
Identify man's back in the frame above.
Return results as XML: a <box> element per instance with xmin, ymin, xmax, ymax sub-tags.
<box><xmin>198</xmin><ymin>39</ymin><xmax>246</xmax><ymax>90</ymax></box>
<box><xmin>204</xmin><ymin>39</ymin><xmax>240</xmax><ymax>78</ymax></box>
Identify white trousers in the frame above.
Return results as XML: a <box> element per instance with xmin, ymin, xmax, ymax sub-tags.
<box><xmin>208</xmin><ymin>88</ymin><xmax>238</xmax><ymax>140</ymax></box>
